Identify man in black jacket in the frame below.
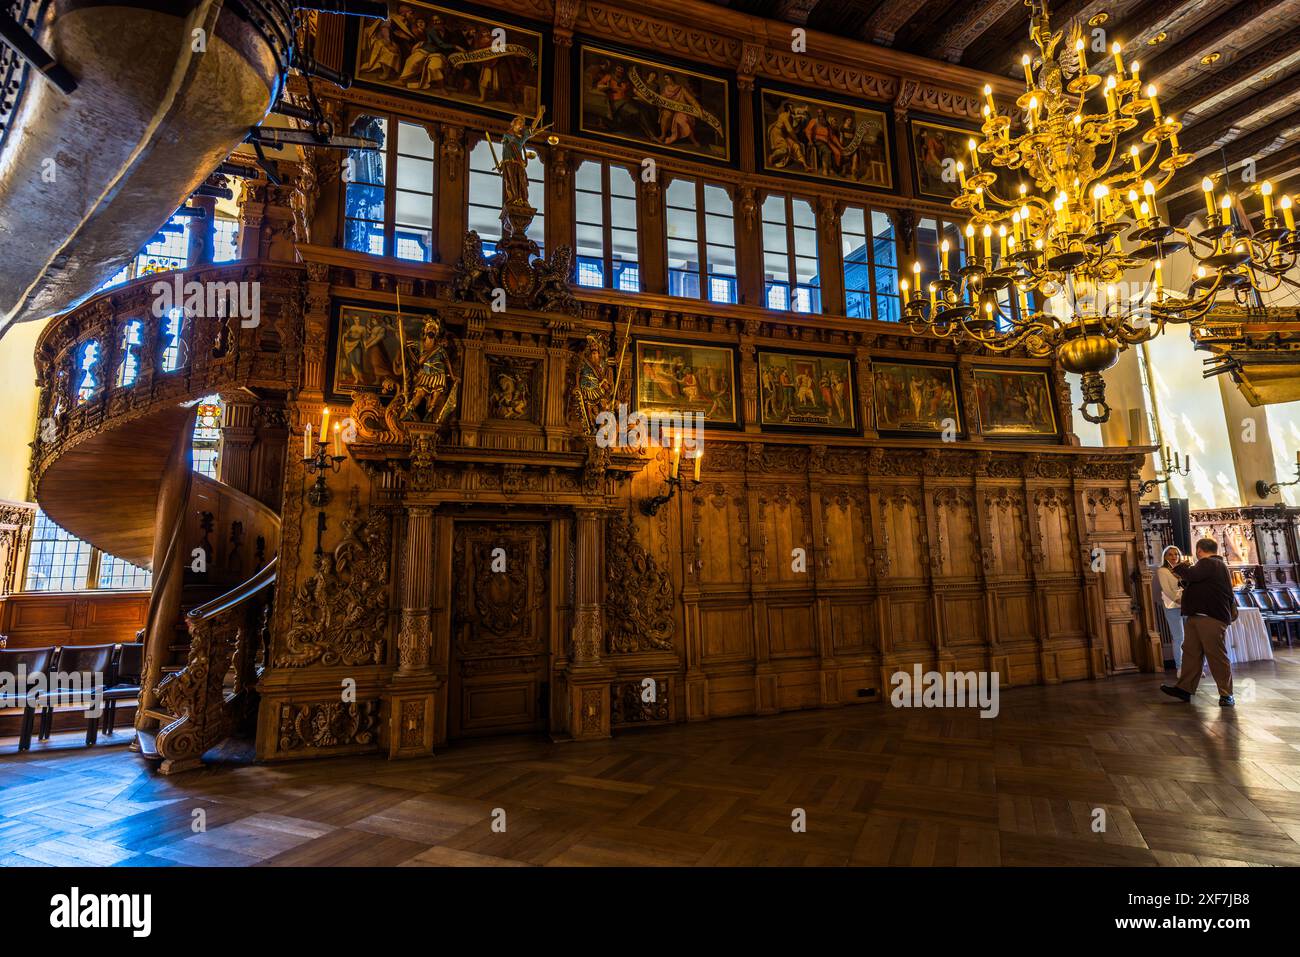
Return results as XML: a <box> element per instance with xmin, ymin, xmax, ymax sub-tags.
<box><xmin>1161</xmin><ymin>537</ymin><xmax>1236</xmax><ymax>707</ymax></box>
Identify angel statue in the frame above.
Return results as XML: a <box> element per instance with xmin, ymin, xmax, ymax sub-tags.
<box><xmin>403</xmin><ymin>316</ymin><xmax>460</xmax><ymax>426</ymax></box>
<box><xmin>572</xmin><ymin>332</ymin><xmax>617</xmax><ymax>434</ymax></box>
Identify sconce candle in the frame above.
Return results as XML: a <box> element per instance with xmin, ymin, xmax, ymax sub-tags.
<box><xmin>332</xmin><ymin>421</ymin><xmax>342</xmax><ymax>458</ymax></box>
<box><xmin>304</xmin><ymin>423</ymin><xmax>312</xmax><ymax>459</ymax></box>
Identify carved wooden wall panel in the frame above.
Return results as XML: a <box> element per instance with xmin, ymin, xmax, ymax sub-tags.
<box><xmin>931</xmin><ymin>488</ymin><xmax>978</xmax><ymax>579</ymax></box>
<box><xmin>766</xmin><ymin>602</ymin><xmax>817</xmax><ymax>659</ymax></box>
<box><xmin>819</xmin><ymin>488</ymin><xmax>872</xmax><ymax>582</ymax></box>
<box><xmin>985</xmin><ymin>487</ymin><xmax>1028</xmax><ymax>578</ymax></box>
<box><xmin>691</xmin><ymin>486</ymin><xmax>750</xmax><ymax>587</ymax></box>
<box><xmin>757</xmin><ymin>486</ymin><xmax>812</xmax><ymax>586</ymax></box>
<box><xmin>876</xmin><ymin>489</ymin><xmax>925</xmax><ymax>581</ymax></box>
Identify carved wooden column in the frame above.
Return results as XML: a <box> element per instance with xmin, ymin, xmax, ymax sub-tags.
<box><xmin>236</xmin><ymin>182</ymin><xmax>266</xmax><ymax>261</ymax></box>
<box><xmin>816</xmin><ymin>197</ymin><xmax>846</xmax><ymax>316</ymax></box>
<box><xmin>456</xmin><ymin>308</ymin><xmax>487</xmax><ymax>447</ymax></box>
<box><xmin>544</xmin><ymin>326</ymin><xmax>573</xmax><ymax>452</ymax></box>
<box><xmin>566</xmin><ymin>506</ymin><xmax>614</xmax><ymax>740</ymax></box>
<box><xmin>739</xmin><ymin>331</ymin><xmax>759</xmax><ymax>433</ymax></box>
<box><xmin>438</xmin><ymin>124</ymin><xmax>468</xmax><ymax>262</ymax></box>
<box><xmin>217</xmin><ymin>395</ymin><xmax>257</xmax><ymax>497</ymax></box>
<box><xmin>855</xmin><ymin>346</ymin><xmax>879</xmax><ymax>439</ymax></box>
<box><xmin>736</xmin><ymin>185</ymin><xmax>764</xmax><ymax>308</ymax></box>
<box><xmin>638</xmin><ymin>175</ymin><xmax>667</xmax><ymax>294</ymax></box>
<box><xmin>736</xmin><ymin>58</ymin><xmax>758</xmax><ymax>174</ymax></box>
<box><xmin>386</xmin><ymin>503</ymin><xmax>441</xmax><ymax>758</ymax></box>
<box><xmin>956</xmin><ymin>354</ymin><xmax>983</xmax><ymax>442</ymax></box>
<box><xmin>185</xmin><ymin>194</ymin><xmax>217</xmax><ymax>266</ymax></box>
<box><xmin>552</xmin><ymin>1</ymin><xmax>579</xmax><ymax>133</ymax></box>
<box><xmin>547</xmin><ymin>148</ymin><xmax>574</xmax><ymax>261</ymax></box>
<box><xmin>398</xmin><ymin>507</ymin><xmax>435</xmax><ymax>675</ymax></box>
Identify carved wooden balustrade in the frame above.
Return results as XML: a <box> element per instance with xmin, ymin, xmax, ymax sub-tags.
<box><xmin>30</xmin><ymin>261</ymin><xmax>304</xmax><ymax>492</ymax></box>
<box><xmin>29</xmin><ymin>262</ymin><xmax>301</xmax><ymax>768</ymax></box>
<box><xmin>153</xmin><ymin>557</ymin><xmax>277</xmax><ymax>773</ymax></box>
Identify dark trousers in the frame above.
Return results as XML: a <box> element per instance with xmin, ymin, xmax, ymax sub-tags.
<box><xmin>1174</xmin><ymin>615</ymin><xmax>1233</xmax><ymax>696</ymax></box>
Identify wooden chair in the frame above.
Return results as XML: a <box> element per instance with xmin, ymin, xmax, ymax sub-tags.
<box><xmin>102</xmin><ymin>641</ymin><xmax>144</xmax><ymax>736</ymax></box>
<box><xmin>36</xmin><ymin>643</ymin><xmax>115</xmax><ymax>746</ymax></box>
<box><xmin>0</xmin><ymin>646</ymin><xmax>56</xmax><ymax>752</ymax></box>
<box><xmin>1267</xmin><ymin>588</ymin><xmax>1300</xmax><ymax>648</ymax></box>
<box><xmin>1250</xmin><ymin>589</ymin><xmax>1291</xmax><ymax>648</ymax></box>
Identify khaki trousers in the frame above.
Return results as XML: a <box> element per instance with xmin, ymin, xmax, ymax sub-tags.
<box><xmin>1174</xmin><ymin>614</ymin><xmax>1233</xmax><ymax>696</ymax></box>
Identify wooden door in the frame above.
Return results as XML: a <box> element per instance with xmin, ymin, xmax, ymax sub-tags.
<box><xmin>448</xmin><ymin>522</ymin><xmax>550</xmax><ymax>738</ymax></box>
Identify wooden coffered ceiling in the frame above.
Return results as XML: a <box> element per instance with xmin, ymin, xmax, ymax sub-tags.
<box><xmin>709</xmin><ymin>0</ymin><xmax>1300</xmax><ymax>223</ymax></box>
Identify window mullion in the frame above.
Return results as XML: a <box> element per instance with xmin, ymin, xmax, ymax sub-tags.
<box><xmin>384</xmin><ymin>116</ymin><xmax>398</xmax><ymax>257</ymax></box>
<box><xmin>698</xmin><ymin>181</ymin><xmax>707</xmax><ymax>300</ymax></box>
<box><xmin>603</xmin><ymin>164</ymin><xmax>613</xmax><ymax>288</ymax></box>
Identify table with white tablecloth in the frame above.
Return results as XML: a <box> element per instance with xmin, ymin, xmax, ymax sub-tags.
<box><xmin>1225</xmin><ymin>607</ymin><xmax>1274</xmax><ymax>664</ymax></box>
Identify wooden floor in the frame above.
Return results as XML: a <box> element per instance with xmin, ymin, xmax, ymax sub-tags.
<box><xmin>2</xmin><ymin>654</ymin><xmax>1299</xmax><ymax>867</ymax></box>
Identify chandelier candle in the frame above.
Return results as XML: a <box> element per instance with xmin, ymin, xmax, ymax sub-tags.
<box><xmin>897</xmin><ymin>0</ymin><xmax>1298</xmax><ymax>425</ymax></box>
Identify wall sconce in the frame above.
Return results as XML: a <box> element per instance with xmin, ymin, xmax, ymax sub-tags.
<box><xmin>303</xmin><ymin>407</ymin><xmax>345</xmax><ymax>555</ymax></box>
<box><xmin>1139</xmin><ymin>446</ymin><xmax>1190</xmax><ymax>496</ymax></box>
<box><xmin>641</xmin><ymin>443</ymin><xmax>702</xmax><ymax>516</ymax></box>
<box><xmin>1256</xmin><ymin>450</ymin><xmax>1300</xmax><ymax>499</ymax></box>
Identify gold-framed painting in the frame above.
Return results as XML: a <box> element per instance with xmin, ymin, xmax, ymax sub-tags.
<box><xmin>328</xmin><ymin>302</ymin><xmax>427</xmax><ymax>402</ymax></box>
<box><xmin>353</xmin><ymin>1</ymin><xmax>542</xmax><ymax>117</ymax></box>
<box><xmin>634</xmin><ymin>339</ymin><xmax>737</xmax><ymax>425</ymax></box>
<box><xmin>579</xmin><ymin>44</ymin><xmax>730</xmax><ymax>161</ymax></box>
<box><xmin>973</xmin><ymin>368</ymin><xmax>1058</xmax><ymax>437</ymax></box>
<box><xmin>910</xmin><ymin>119</ymin><xmax>976</xmax><ymax>202</ymax></box>
<box><xmin>758</xmin><ymin>350</ymin><xmax>857</xmax><ymax>432</ymax></box>
<box><xmin>872</xmin><ymin>361</ymin><xmax>961</xmax><ymax>434</ymax></box>
<box><xmin>760</xmin><ymin>89</ymin><xmax>890</xmax><ymax>189</ymax></box>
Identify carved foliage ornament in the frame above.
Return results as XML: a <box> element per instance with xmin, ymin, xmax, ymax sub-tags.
<box><xmin>276</xmin><ymin>503</ymin><xmax>391</xmax><ymax>667</ymax></box>
<box><xmin>278</xmin><ymin>700</ymin><xmax>381</xmax><ymax>751</ymax></box>
<box><xmin>604</xmin><ymin>515</ymin><xmax>675</xmax><ymax>654</ymax></box>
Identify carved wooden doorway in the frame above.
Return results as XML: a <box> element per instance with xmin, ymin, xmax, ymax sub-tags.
<box><xmin>448</xmin><ymin>521</ymin><xmax>551</xmax><ymax>738</ymax></box>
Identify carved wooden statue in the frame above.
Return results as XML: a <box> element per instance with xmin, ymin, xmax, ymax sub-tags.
<box><xmin>403</xmin><ymin>316</ymin><xmax>460</xmax><ymax>426</ymax></box>
<box><xmin>572</xmin><ymin>332</ymin><xmax>617</xmax><ymax>434</ymax></box>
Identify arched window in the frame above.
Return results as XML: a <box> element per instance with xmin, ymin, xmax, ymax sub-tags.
<box><xmin>342</xmin><ymin>115</ymin><xmax>437</xmax><ymax>262</ymax></box>
<box><xmin>762</xmin><ymin>192</ymin><xmax>820</xmax><ymax>313</ymax></box>
<box><xmin>575</xmin><ymin>160</ymin><xmax>639</xmax><ymax>291</ymax></box>
<box><xmin>666</xmin><ymin>176</ymin><xmax>736</xmax><ymax>304</ymax></box>
<box><xmin>468</xmin><ymin>138</ymin><xmax>545</xmax><ymax>257</ymax></box>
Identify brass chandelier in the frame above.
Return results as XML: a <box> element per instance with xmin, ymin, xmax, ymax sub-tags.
<box><xmin>900</xmin><ymin>0</ymin><xmax>1299</xmax><ymax>423</ymax></box>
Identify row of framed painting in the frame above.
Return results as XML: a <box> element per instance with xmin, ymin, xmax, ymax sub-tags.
<box><xmin>349</xmin><ymin>0</ymin><xmax>974</xmax><ymax>199</ymax></box>
<box><xmin>329</xmin><ymin>303</ymin><xmax>1059</xmax><ymax>438</ymax></box>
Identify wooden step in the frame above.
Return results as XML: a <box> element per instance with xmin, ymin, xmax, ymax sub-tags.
<box><xmin>134</xmin><ymin>728</ymin><xmax>160</xmax><ymax>760</ymax></box>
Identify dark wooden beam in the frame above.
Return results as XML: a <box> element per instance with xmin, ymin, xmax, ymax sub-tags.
<box><xmin>1144</xmin><ymin>0</ymin><xmax>1289</xmax><ymax>80</ymax></box>
<box><xmin>772</xmin><ymin>0</ymin><xmax>818</xmax><ymax>25</ymax></box>
<box><xmin>858</xmin><ymin>0</ymin><xmax>921</xmax><ymax>44</ymax></box>
<box><xmin>1162</xmin><ymin>108</ymin><xmax>1300</xmax><ymax>205</ymax></box>
<box><xmin>931</xmin><ymin>0</ymin><xmax>1023</xmax><ymax>62</ymax></box>
<box><xmin>1177</xmin><ymin>69</ymin><xmax>1300</xmax><ymax>154</ymax></box>
<box><xmin>1162</xmin><ymin>26</ymin><xmax>1300</xmax><ymax>119</ymax></box>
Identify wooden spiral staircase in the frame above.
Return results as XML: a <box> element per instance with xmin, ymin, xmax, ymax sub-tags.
<box><xmin>30</xmin><ymin>262</ymin><xmax>303</xmax><ymax>771</ymax></box>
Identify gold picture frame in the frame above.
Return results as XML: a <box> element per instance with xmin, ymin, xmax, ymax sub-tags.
<box><xmin>760</xmin><ymin>89</ymin><xmax>891</xmax><ymax>189</ymax></box>
<box><xmin>634</xmin><ymin>339</ymin><xmax>738</xmax><ymax>425</ymax></box>
<box><xmin>579</xmin><ymin>44</ymin><xmax>730</xmax><ymax>162</ymax></box>
<box><xmin>973</xmin><ymin>368</ymin><xmax>1059</xmax><ymax>437</ymax></box>
<box><xmin>354</xmin><ymin>1</ymin><xmax>543</xmax><ymax>117</ymax></box>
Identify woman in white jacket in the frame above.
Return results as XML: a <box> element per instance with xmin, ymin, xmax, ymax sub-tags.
<box><xmin>1156</xmin><ymin>546</ymin><xmax>1185</xmax><ymax>669</ymax></box>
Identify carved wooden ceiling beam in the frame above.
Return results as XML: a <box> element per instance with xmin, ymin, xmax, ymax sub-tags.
<box><xmin>931</xmin><ymin>0</ymin><xmax>1026</xmax><ymax>64</ymax></box>
<box><xmin>1176</xmin><ymin>68</ymin><xmax>1300</xmax><ymax>153</ymax></box>
<box><xmin>1167</xmin><ymin>27</ymin><xmax>1300</xmax><ymax>122</ymax></box>
<box><xmin>772</xmin><ymin>0</ymin><xmax>818</xmax><ymax>26</ymax></box>
<box><xmin>858</xmin><ymin>0</ymin><xmax>920</xmax><ymax>45</ymax></box>
<box><xmin>1161</xmin><ymin>108</ymin><xmax>1300</xmax><ymax>204</ymax></box>
<box><xmin>1143</xmin><ymin>0</ymin><xmax>1290</xmax><ymax>80</ymax></box>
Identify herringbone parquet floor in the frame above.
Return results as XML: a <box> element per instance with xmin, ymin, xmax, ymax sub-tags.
<box><xmin>2</xmin><ymin>655</ymin><xmax>1298</xmax><ymax>866</ymax></box>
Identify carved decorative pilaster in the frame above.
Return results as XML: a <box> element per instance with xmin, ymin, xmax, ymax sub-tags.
<box><xmin>398</xmin><ymin>506</ymin><xmax>435</xmax><ymax>674</ymax></box>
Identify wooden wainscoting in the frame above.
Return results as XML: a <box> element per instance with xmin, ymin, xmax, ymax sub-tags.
<box><xmin>0</xmin><ymin>590</ymin><xmax>149</xmax><ymax>649</ymax></box>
